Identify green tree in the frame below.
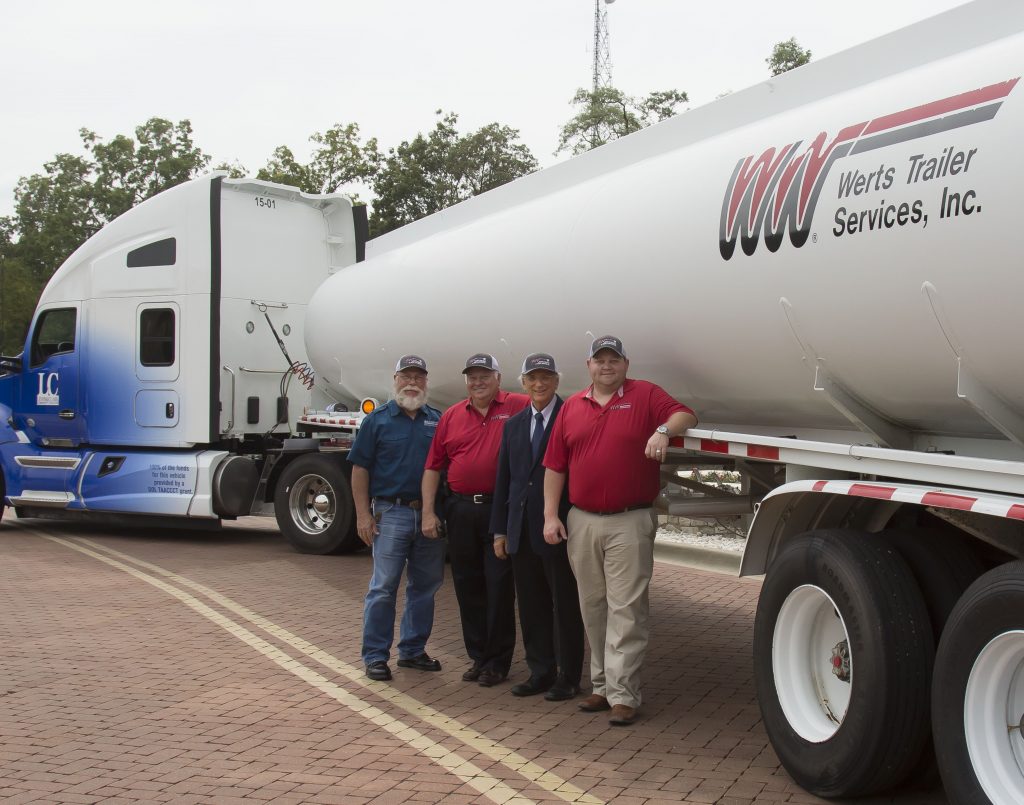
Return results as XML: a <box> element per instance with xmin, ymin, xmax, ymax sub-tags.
<box><xmin>0</xmin><ymin>118</ymin><xmax>210</xmax><ymax>353</ymax></box>
<box><xmin>369</xmin><ymin>111</ymin><xmax>537</xmax><ymax>238</ymax></box>
<box><xmin>556</xmin><ymin>86</ymin><xmax>688</xmax><ymax>156</ymax></box>
<box><xmin>257</xmin><ymin>123</ymin><xmax>380</xmax><ymax>197</ymax></box>
<box><xmin>767</xmin><ymin>38</ymin><xmax>812</xmax><ymax>76</ymax></box>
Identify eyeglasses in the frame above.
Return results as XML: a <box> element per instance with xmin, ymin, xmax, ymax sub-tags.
<box><xmin>396</xmin><ymin>372</ymin><xmax>427</xmax><ymax>385</ymax></box>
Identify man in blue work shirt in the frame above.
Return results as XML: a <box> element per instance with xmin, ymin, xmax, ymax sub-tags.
<box><xmin>349</xmin><ymin>354</ymin><xmax>445</xmax><ymax>681</ymax></box>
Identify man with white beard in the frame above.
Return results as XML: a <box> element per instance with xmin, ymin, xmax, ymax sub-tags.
<box><xmin>349</xmin><ymin>355</ymin><xmax>446</xmax><ymax>681</ymax></box>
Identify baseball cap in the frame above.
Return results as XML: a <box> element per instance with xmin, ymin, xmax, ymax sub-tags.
<box><xmin>589</xmin><ymin>335</ymin><xmax>627</xmax><ymax>359</ymax></box>
<box><xmin>521</xmin><ymin>353</ymin><xmax>558</xmax><ymax>374</ymax></box>
<box><xmin>395</xmin><ymin>354</ymin><xmax>428</xmax><ymax>373</ymax></box>
<box><xmin>462</xmin><ymin>353</ymin><xmax>500</xmax><ymax>373</ymax></box>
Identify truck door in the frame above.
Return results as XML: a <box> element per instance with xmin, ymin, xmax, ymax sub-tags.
<box><xmin>134</xmin><ymin>303</ymin><xmax>181</xmax><ymax>431</ymax></box>
<box><xmin>18</xmin><ymin>305</ymin><xmax>84</xmax><ymax>448</ymax></box>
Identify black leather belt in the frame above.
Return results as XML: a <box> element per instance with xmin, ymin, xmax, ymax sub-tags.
<box><xmin>451</xmin><ymin>493</ymin><xmax>493</xmax><ymax>504</ymax></box>
<box><xmin>375</xmin><ymin>497</ymin><xmax>422</xmax><ymax>509</ymax></box>
<box><xmin>574</xmin><ymin>504</ymin><xmax>651</xmax><ymax>516</ymax></box>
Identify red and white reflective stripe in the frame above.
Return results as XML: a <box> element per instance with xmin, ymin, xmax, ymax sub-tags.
<box><xmin>778</xmin><ymin>479</ymin><xmax>1024</xmax><ymax>521</ymax></box>
<box><xmin>680</xmin><ymin>435</ymin><xmax>780</xmax><ymax>462</ymax></box>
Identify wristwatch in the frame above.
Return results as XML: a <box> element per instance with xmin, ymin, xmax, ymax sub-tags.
<box><xmin>656</xmin><ymin>424</ymin><xmax>670</xmax><ymax>436</ymax></box>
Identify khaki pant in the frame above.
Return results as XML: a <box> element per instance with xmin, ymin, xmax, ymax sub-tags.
<box><xmin>566</xmin><ymin>506</ymin><xmax>656</xmax><ymax>708</ymax></box>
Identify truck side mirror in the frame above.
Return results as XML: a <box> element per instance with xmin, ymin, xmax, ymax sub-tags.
<box><xmin>0</xmin><ymin>354</ymin><xmax>24</xmax><ymax>375</ymax></box>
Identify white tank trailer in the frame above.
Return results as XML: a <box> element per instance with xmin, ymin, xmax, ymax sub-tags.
<box><xmin>305</xmin><ymin>1</ymin><xmax>1024</xmax><ymax>802</ymax></box>
<box><xmin>1</xmin><ymin>1</ymin><xmax>1022</xmax><ymax>802</ymax></box>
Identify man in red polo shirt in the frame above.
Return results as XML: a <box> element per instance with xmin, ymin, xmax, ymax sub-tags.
<box><xmin>542</xmin><ymin>335</ymin><xmax>697</xmax><ymax>726</ymax></box>
<box><xmin>422</xmin><ymin>354</ymin><xmax>529</xmax><ymax>686</ymax></box>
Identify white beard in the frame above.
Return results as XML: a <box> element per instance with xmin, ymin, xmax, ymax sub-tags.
<box><xmin>395</xmin><ymin>386</ymin><xmax>428</xmax><ymax>411</ymax></box>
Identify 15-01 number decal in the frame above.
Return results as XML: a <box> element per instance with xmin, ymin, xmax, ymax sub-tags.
<box><xmin>254</xmin><ymin>197</ymin><xmax>276</xmax><ymax>209</ymax></box>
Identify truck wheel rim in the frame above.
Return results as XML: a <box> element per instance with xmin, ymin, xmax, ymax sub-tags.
<box><xmin>965</xmin><ymin>630</ymin><xmax>1024</xmax><ymax>805</ymax></box>
<box><xmin>773</xmin><ymin>584</ymin><xmax>852</xmax><ymax>742</ymax></box>
<box><xmin>288</xmin><ymin>474</ymin><xmax>335</xmax><ymax>535</ymax></box>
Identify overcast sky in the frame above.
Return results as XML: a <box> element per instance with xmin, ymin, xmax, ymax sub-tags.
<box><xmin>1</xmin><ymin>0</ymin><xmax>968</xmax><ymax>218</ymax></box>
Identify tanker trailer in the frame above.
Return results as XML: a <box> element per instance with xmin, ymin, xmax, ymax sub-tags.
<box><xmin>305</xmin><ymin>1</ymin><xmax>1024</xmax><ymax>801</ymax></box>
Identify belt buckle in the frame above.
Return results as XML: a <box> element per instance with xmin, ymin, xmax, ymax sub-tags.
<box><xmin>472</xmin><ymin>494</ymin><xmax>485</xmax><ymax>504</ymax></box>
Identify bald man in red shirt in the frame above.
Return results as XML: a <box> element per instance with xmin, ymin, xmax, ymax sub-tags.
<box><xmin>543</xmin><ymin>336</ymin><xmax>697</xmax><ymax>726</ymax></box>
<box><xmin>422</xmin><ymin>354</ymin><xmax>529</xmax><ymax>687</ymax></box>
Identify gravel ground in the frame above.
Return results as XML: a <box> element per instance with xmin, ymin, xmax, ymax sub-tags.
<box><xmin>656</xmin><ymin>524</ymin><xmax>747</xmax><ymax>553</ymax></box>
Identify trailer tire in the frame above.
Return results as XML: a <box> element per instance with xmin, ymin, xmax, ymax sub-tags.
<box><xmin>884</xmin><ymin>528</ymin><xmax>985</xmax><ymax>643</ymax></box>
<box><xmin>877</xmin><ymin>528</ymin><xmax>985</xmax><ymax>790</ymax></box>
<box><xmin>932</xmin><ymin>562</ymin><xmax>1024</xmax><ymax>805</ymax></box>
<box><xmin>753</xmin><ymin>529</ymin><xmax>934</xmax><ymax>798</ymax></box>
<box><xmin>274</xmin><ymin>454</ymin><xmax>360</xmax><ymax>555</ymax></box>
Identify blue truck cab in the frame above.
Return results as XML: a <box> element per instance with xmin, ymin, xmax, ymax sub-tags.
<box><xmin>0</xmin><ymin>174</ymin><xmax>367</xmax><ymax>552</ymax></box>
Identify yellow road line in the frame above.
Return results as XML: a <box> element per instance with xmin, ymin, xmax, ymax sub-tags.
<box><xmin>34</xmin><ymin>531</ymin><xmax>535</xmax><ymax>805</ymax></box>
<box><xmin>72</xmin><ymin>534</ymin><xmax>603</xmax><ymax>805</ymax></box>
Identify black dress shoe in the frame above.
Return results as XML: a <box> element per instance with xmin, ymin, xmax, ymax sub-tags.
<box><xmin>510</xmin><ymin>676</ymin><xmax>555</xmax><ymax>697</ymax></box>
<box><xmin>397</xmin><ymin>653</ymin><xmax>442</xmax><ymax>672</ymax></box>
<box><xmin>462</xmin><ymin>662</ymin><xmax>483</xmax><ymax>682</ymax></box>
<box><xmin>365</xmin><ymin>661</ymin><xmax>392</xmax><ymax>681</ymax></box>
<box><xmin>477</xmin><ymin>668</ymin><xmax>508</xmax><ymax>687</ymax></box>
<box><xmin>544</xmin><ymin>679</ymin><xmax>580</xmax><ymax>701</ymax></box>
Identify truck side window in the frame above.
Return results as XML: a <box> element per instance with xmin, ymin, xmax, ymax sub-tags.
<box><xmin>127</xmin><ymin>237</ymin><xmax>176</xmax><ymax>268</ymax></box>
<box><xmin>30</xmin><ymin>308</ymin><xmax>77</xmax><ymax>367</ymax></box>
<box><xmin>140</xmin><ymin>308</ymin><xmax>175</xmax><ymax>367</ymax></box>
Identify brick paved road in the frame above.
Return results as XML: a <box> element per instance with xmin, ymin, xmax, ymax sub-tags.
<box><xmin>0</xmin><ymin>516</ymin><xmax>948</xmax><ymax>805</ymax></box>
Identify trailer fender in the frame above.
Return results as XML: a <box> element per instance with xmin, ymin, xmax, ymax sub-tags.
<box><xmin>743</xmin><ymin>479</ymin><xmax>1024</xmax><ymax>577</ymax></box>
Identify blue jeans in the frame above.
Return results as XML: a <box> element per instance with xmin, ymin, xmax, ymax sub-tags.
<box><xmin>362</xmin><ymin>502</ymin><xmax>446</xmax><ymax>665</ymax></box>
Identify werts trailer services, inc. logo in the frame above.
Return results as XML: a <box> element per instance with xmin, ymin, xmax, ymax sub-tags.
<box><xmin>718</xmin><ymin>79</ymin><xmax>1018</xmax><ymax>260</ymax></box>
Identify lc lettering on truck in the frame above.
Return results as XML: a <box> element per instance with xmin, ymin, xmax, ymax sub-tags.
<box><xmin>718</xmin><ymin>78</ymin><xmax>1019</xmax><ymax>259</ymax></box>
<box><xmin>36</xmin><ymin>372</ymin><xmax>59</xmax><ymax>406</ymax></box>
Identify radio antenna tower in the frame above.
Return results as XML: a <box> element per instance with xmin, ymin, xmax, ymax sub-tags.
<box><xmin>592</xmin><ymin>0</ymin><xmax>614</xmax><ymax>94</ymax></box>
<box><xmin>590</xmin><ymin>0</ymin><xmax>615</xmax><ymax>147</ymax></box>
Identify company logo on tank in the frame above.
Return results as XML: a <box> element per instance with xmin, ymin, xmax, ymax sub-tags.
<box><xmin>718</xmin><ymin>78</ymin><xmax>1019</xmax><ymax>260</ymax></box>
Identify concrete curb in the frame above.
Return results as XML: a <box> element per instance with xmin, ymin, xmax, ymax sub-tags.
<box><xmin>654</xmin><ymin>539</ymin><xmax>743</xmax><ymax>575</ymax></box>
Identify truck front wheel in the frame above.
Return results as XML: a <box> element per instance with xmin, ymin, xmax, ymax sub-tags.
<box><xmin>933</xmin><ymin>561</ymin><xmax>1024</xmax><ymax>805</ymax></box>
<box><xmin>753</xmin><ymin>529</ymin><xmax>933</xmax><ymax>797</ymax></box>
<box><xmin>274</xmin><ymin>454</ymin><xmax>361</xmax><ymax>555</ymax></box>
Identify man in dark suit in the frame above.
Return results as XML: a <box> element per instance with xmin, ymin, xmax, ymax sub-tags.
<box><xmin>490</xmin><ymin>353</ymin><xmax>584</xmax><ymax>701</ymax></box>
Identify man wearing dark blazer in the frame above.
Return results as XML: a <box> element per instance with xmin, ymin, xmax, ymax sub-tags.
<box><xmin>490</xmin><ymin>353</ymin><xmax>584</xmax><ymax>701</ymax></box>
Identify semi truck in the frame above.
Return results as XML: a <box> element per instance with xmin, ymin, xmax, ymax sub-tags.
<box><xmin>2</xmin><ymin>0</ymin><xmax>1023</xmax><ymax>801</ymax></box>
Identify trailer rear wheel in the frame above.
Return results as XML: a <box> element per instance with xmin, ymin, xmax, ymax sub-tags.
<box><xmin>884</xmin><ymin>527</ymin><xmax>985</xmax><ymax>643</ymax></box>
<box><xmin>880</xmin><ymin>527</ymin><xmax>986</xmax><ymax>789</ymax></box>
<box><xmin>933</xmin><ymin>562</ymin><xmax>1024</xmax><ymax>805</ymax></box>
<box><xmin>274</xmin><ymin>454</ymin><xmax>360</xmax><ymax>554</ymax></box>
<box><xmin>753</xmin><ymin>529</ymin><xmax>933</xmax><ymax>797</ymax></box>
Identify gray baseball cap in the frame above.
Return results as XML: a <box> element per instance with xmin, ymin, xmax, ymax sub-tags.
<box><xmin>395</xmin><ymin>354</ymin><xmax>428</xmax><ymax>373</ymax></box>
<box><xmin>589</xmin><ymin>335</ymin><xmax>626</xmax><ymax>359</ymax></box>
<box><xmin>462</xmin><ymin>353</ymin><xmax>499</xmax><ymax>373</ymax></box>
<box><xmin>521</xmin><ymin>353</ymin><xmax>558</xmax><ymax>374</ymax></box>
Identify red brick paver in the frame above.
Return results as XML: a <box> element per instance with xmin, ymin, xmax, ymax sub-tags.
<box><xmin>0</xmin><ymin>516</ymin><xmax>948</xmax><ymax>804</ymax></box>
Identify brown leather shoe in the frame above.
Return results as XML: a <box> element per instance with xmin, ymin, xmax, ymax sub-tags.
<box><xmin>608</xmin><ymin>704</ymin><xmax>637</xmax><ymax>726</ymax></box>
<box><xmin>577</xmin><ymin>693</ymin><xmax>610</xmax><ymax>712</ymax></box>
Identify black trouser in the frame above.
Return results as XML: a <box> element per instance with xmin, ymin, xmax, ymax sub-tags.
<box><xmin>445</xmin><ymin>498</ymin><xmax>516</xmax><ymax>673</ymax></box>
<box><xmin>512</xmin><ymin>528</ymin><xmax>585</xmax><ymax>686</ymax></box>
